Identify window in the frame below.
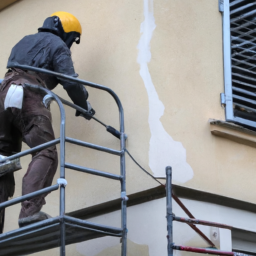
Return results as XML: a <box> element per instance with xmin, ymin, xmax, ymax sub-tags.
<box><xmin>234</xmin><ymin>252</ymin><xmax>256</xmax><ymax>256</ymax></box>
<box><xmin>232</xmin><ymin>228</ymin><xmax>256</xmax><ymax>255</ymax></box>
<box><xmin>221</xmin><ymin>0</ymin><xmax>256</xmax><ymax>129</ymax></box>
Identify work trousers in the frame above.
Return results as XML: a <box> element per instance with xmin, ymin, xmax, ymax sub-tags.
<box><xmin>0</xmin><ymin>70</ymin><xmax>58</xmax><ymax>233</ymax></box>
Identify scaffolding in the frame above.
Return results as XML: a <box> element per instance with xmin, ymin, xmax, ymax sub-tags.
<box><xmin>0</xmin><ymin>65</ymin><xmax>127</xmax><ymax>256</ymax></box>
<box><xmin>0</xmin><ymin>66</ymin><xmax>242</xmax><ymax>256</ymax></box>
<box><xmin>165</xmin><ymin>166</ymin><xmax>240</xmax><ymax>256</ymax></box>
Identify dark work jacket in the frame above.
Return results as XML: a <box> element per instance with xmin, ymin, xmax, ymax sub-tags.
<box><xmin>7</xmin><ymin>32</ymin><xmax>88</xmax><ymax>112</ymax></box>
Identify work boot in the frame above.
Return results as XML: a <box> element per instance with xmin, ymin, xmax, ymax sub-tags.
<box><xmin>18</xmin><ymin>211</ymin><xmax>51</xmax><ymax>228</ymax></box>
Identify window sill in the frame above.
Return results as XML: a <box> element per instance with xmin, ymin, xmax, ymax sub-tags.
<box><xmin>209</xmin><ymin>119</ymin><xmax>256</xmax><ymax>148</ymax></box>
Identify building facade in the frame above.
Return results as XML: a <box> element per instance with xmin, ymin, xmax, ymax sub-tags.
<box><xmin>0</xmin><ymin>0</ymin><xmax>255</xmax><ymax>255</ymax></box>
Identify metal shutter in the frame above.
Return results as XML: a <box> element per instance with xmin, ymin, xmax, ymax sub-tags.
<box><xmin>221</xmin><ymin>0</ymin><xmax>256</xmax><ymax>128</ymax></box>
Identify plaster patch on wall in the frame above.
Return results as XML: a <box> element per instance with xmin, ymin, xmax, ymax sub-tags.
<box><xmin>76</xmin><ymin>198</ymin><xmax>167</xmax><ymax>256</ymax></box>
<box><xmin>77</xmin><ymin>198</ymin><xmax>207</xmax><ymax>256</ymax></box>
<box><xmin>137</xmin><ymin>0</ymin><xmax>193</xmax><ymax>182</ymax></box>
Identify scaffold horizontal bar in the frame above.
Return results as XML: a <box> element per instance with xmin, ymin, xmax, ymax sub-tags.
<box><xmin>65</xmin><ymin>163</ymin><xmax>123</xmax><ymax>180</ymax></box>
<box><xmin>9</xmin><ymin>65</ymin><xmax>125</xmax><ymax>132</ymax></box>
<box><xmin>173</xmin><ymin>245</ymin><xmax>234</xmax><ymax>255</ymax></box>
<box><xmin>0</xmin><ymin>223</ymin><xmax>60</xmax><ymax>247</ymax></box>
<box><xmin>0</xmin><ymin>138</ymin><xmax>60</xmax><ymax>163</ymax></box>
<box><xmin>65</xmin><ymin>137</ymin><xmax>122</xmax><ymax>156</ymax></box>
<box><xmin>0</xmin><ymin>217</ymin><xmax>60</xmax><ymax>243</ymax></box>
<box><xmin>173</xmin><ymin>216</ymin><xmax>232</xmax><ymax>229</ymax></box>
<box><xmin>0</xmin><ymin>184</ymin><xmax>59</xmax><ymax>210</ymax></box>
<box><xmin>66</xmin><ymin>222</ymin><xmax>122</xmax><ymax>238</ymax></box>
<box><xmin>64</xmin><ymin>216</ymin><xmax>123</xmax><ymax>236</ymax></box>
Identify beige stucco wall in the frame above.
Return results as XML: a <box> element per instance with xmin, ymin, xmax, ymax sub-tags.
<box><xmin>0</xmin><ymin>0</ymin><xmax>156</xmax><ymax>233</ymax></box>
<box><xmin>1</xmin><ymin>0</ymin><xmax>256</xmax><ymax>254</ymax></box>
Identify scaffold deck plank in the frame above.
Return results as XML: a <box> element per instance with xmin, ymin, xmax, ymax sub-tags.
<box><xmin>0</xmin><ymin>215</ymin><xmax>122</xmax><ymax>256</ymax></box>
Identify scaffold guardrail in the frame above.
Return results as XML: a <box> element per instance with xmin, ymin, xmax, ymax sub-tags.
<box><xmin>165</xmin><ymin>166</ymin><xmax>238</xmax><ymax>256</ymax></box>
<box><xmin>0</xmin><ymin>65</ymin><xmax>127</xmax><ymax>256</ymax></box>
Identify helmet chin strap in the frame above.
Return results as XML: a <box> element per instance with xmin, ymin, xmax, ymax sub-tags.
<box><xmin>62</xmin><ymin>32</ymin><xmax>81</xmax><ymax>48</ymax></box>
<box><xmin>64</xmin><ymin>36</ymin><xmax>75</xmax><ymax>49</ymax></box>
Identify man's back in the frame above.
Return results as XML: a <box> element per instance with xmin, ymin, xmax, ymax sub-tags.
<box><xmin>6</xmin><ymin>13</ymin><xmax>90</xmax><ymax>116</ymax></box>
<box><xmin>8</xmin><ymin>32</ymin><xmax>68</xmax><ymax>70</ymax></box>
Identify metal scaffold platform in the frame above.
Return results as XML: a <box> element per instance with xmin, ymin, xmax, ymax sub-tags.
<box><xmin>0</xmin><ymin>216</ymin><xmax>122</xmax><ymax>256</ymax></box>
<box><xmin>0</xmin><ymin>65</ymin><xmax>127</xmax><ymax>256</ymax></box>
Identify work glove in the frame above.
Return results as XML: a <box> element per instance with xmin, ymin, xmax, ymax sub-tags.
<box><xmin>76</xmin><ymin>101</ymin><xmax>95</xmax><ymax>120</ymax></box>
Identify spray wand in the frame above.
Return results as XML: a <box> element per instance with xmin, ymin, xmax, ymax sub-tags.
<box><xmin>43</xmin><ymin>94</ymin><xmax>127</xmax><ymax>140</ymax></box>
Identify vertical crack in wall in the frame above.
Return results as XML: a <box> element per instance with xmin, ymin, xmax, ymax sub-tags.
<box><xmin>137</xmin><ymin>0</ymin><xmax>193</xmax><ymax>182</ymax></box>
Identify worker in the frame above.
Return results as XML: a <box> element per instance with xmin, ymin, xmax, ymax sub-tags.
<box><xmin>0</xmin><ymin>12</ymin><xmax>94</xmax><ymax>232</ymax></box>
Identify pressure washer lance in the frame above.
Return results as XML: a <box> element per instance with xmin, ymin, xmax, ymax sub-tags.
<box><xmin>0</xmin><ymin>155</ymin><xmax>22</xmax><ymax>177</ymax></box>
<box><xmin>43</xmin><ymin>94</ymin><xmax>127</xmax><ymax>140</ymax></box>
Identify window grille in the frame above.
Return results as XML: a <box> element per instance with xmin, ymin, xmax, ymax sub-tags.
<box><xmin>222</xmin><ymin>0</ymin><xmax>256</xmax><ymax>129</ymax></box>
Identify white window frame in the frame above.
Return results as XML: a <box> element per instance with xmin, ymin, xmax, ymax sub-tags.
<box><xmin>220</xmin><ymin>0</ymin><xmax>256</xmax><ymax>129</ymax></box>
<box><xmin>232</xmin><ymin>228</ymin><xmax>256</xmax><ymax>254</ymax></box>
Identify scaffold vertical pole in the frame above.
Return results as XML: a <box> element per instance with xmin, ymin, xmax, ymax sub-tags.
<box><xmin>121</xmin><ymin>132</ymin><xmax>127</xmax><ymax>256</ymax></box>
<box><xmin>166</xmin><ymin>166</ymin><xmax>173</xmax><ymax>256</ymax></box>
<box><xmin>59</xmin><ymin>101</ymin><xmax>66</xmax><ymax>256</ymax></box>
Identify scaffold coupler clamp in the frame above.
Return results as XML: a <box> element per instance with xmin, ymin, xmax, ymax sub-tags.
<box><xmin>122</xmin><ymin>133</ymin><xmax>128</xmax><ymax>141</ymax></box>
<box><xmin>57</xmin><ymin>178</ymin><xmax>68</xmax><ymax>187</ymax></box>
<box><xmin>166</xmin><ymin>206</ymin><xmax>174</xmax><ymax>217</ymax></box>
<box><xmin>121</xmin><ymin>191</ymin><xmax>129</xmax><ymax>201</ymax></box>
<box><xmin>167</xmin><ymin>241</ymin><xmax>174</xmax><ymax>250</ymax></box>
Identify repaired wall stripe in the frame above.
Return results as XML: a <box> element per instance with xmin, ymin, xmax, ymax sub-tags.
<box><xmin>137</xmin><ymin>0</ymin><xmax>193</xmax><ymax>182</ymax></box>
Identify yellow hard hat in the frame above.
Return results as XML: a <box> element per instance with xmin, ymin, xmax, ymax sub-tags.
<box><xmin>51</xmin><ymin>11</ymin><xmax>82</xmax><ymax>35</ymax></box>
<box><xmin>38</xmin><ymin>11</ymin><xmax>82</xmax><ymax>48</ymax></box>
